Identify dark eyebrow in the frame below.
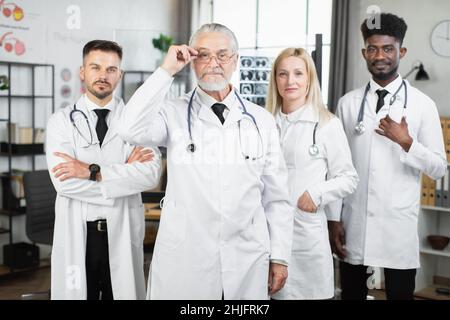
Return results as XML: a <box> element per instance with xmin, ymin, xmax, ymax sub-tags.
<box><xmin>367</xmin><ymin>44</ymin><xmax>395</xmax><ymax>49</ymax></box>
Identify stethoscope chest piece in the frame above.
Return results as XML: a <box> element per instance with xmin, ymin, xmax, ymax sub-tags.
<box><xmin>187</xmin><ymin>143</ymin><xmax>196</xmax><ymax>153</ymax></box>
<box><xmin>309</xmin><ymin>144</ymin><xmax>319</xmax><ymax>156</ymax></box>
<box><xmin>354</xmin><ymin>121</ymin><xmax>365</xmax><ymax>135</ymax></box>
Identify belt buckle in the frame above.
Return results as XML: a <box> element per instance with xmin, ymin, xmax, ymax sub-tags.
<box><xmin>97</xmin><ymin>220</ymin><xmax>107</xmax><ymax>232</ymax></box>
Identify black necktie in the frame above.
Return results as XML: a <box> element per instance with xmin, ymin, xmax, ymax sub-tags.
<box><xmin>93</xmin><ymin>109</ymin><xmax>110</xmax><ymax>146</ymax></box>
<box><xmin>211</xmin><ymin>103</ymin><xmax>226</xmax><ymax>124</ymax></box>
<box><xmin>375</xmin><ymin>89</ymin><xmax>389</xmax><ymax>113</ymax></box>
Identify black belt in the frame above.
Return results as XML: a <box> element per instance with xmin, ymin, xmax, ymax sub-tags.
<box><xmin>87</xmin><ymin>219</ymin><xmax>107</xmax><ymax>232</ymax></box>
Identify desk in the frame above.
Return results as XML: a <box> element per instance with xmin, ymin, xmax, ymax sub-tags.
<box><xmin>144</xmin><ymin>203</ymin><xmax>161</xmax><ymax>221</ymax></box>
<box><xmin>143</xmin><ymin>203</ymin><xmax>161</xmax><ymax>250</ymax></box>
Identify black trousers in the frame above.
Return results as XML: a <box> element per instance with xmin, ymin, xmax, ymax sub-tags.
<box><xmin>339</xmin><ymin>261</ymin><xmax>417</xmax><ymax>300</ymax></box>
<box><xmin>85</xmin><ymin>220</ymin><xmax>113</xmax><ymax>300</ymax></box>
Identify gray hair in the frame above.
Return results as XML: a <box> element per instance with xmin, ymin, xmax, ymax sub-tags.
<box><xmin>189</xmin><ymin>23</ymin><xmax>239</xmax><ymax>53</ymax></box>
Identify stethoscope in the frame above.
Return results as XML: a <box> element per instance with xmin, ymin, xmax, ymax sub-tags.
<box><xmin>354</xmin><ymin>80</ymin><xmax>407</xmax><ymax>135</ymax></box>
<box><xmin>186</xmin><ymin>88</ymin><xmax>264</xmax><ymax>160</ymax></box>
<box><xmin>69</xmin><ymin>104</ymin><xmax>94</xmax><ymax>146</ymax></box>
<box><xmin>280</xmin><ymin>115</ymin><xmax>320</xmax><ymax>157</ymax></box>
<box><xmin>309</xmin><ymin>122</ymin><xmax>319</xmax><ymax>156</ymax></box>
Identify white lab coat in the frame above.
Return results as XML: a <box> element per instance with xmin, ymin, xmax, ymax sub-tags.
<box><xmin>272</xmin><ymin>105</ymin><xmax>358</xmax><ymax>299</ymax></box>
<box><xmin>118</xmin><ymin>68</ymin><xmax>294</xmax><ymax>300</ymax></box>
<box><xmin>329</xmin><ymin>76</ymin><xmax>447</xmax><ymax>269</ymax></box>
<box><xmin>46</xmin><ymin>95</ymin><xmax>162</xmax><ymax>300</ymax></box>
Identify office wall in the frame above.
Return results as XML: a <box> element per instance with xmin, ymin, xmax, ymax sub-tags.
<box><xmin>346</xmin><ymin>0</ymin><xmax>450</xmax><ymax>117</ymax></box>
<box><xmin>0</xmin><ymin>0</ymin><xmax>188</xmax><ymax>262</ymax></box>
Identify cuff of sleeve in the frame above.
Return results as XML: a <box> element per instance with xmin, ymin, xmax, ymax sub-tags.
<box><xmin>270</xmin><ymin>259</ymin><xmax>289</xmax><ymax>267</ymax></box>
<box><xmin>99</xmin><ymin>166</ymin><xmax>114</xmax><ymax>199</ymax></box>
<box><xmin>156</xmin><ymin>66</ymin><xmax>175</xmax><ymax>80</ymax></box>
<box><xmin>324</xmin><ymin>200</ymin><xmax>342</xmax><ymax>221</ymax></box>
<box><xmin>307</xmin><ymin>186</ymin><xmax>322</xmax><ymax>208</ymax></box>
<box><xmin>400</xmin><ymin>139</ymin><xmax>419</xmax><ymax>163</ymax></box>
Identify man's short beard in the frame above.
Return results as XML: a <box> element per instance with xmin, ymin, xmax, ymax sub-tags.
<box><xmin>368</xmin><ymin>63</ymin><xmax>399</xmax><ymax>81</ymax></box>
<box><xmin>87</xmin><ymin>86</ymin><xmax>112</xmax><ymax>100</ymax></box>
<box><xmin>197</xmin><ymin>78</ymin><xmax>229</xmax><ymax>91</ymax></box>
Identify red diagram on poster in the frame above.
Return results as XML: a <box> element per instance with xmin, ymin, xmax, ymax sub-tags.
<box><xmin>0</xmin><ymin>0</ymin><xmax>24</xmax><ymax>21</ymax></box>
<box><xmin>0</xmin><ymin>31</ymin><xmax>25</xmax><ymax>55</ymax></box>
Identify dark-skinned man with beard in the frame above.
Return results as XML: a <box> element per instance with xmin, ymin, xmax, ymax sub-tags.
<box><xmin>327</xmin><ymin>13</ymin><xmax>446</xmax><ymax>300</ymax></box>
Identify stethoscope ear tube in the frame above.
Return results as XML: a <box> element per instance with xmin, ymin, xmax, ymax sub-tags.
<box><xmin>70</xmin><ymin>103</ymin><xmax>94</xmax><ymax>146</ymax></box>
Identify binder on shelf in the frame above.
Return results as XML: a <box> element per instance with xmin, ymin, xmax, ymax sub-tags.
<box><xmin>445</xmin><ymin>119</ymin><xmax>450</xmax><ymax>162</ymax></box>
<box><xmin>421</xmin><ymin>187</ymin><xmax>427</xmax><ymax>206</ymax></box>
<box><xmin>443</xmin><ymin>170</ymin><xmax>450</xmax><ymax>208</ymax></box>
<box><xmin>441</xmin><ymin>117</ymin><xmax>447</xmax><ymax>161</ymax></box>
<box><xmin>436</xmin><ymin>176</ymin><xmax>443</xmax><ymax>207</ymax></box>
<box><xmin>421</xmin><ymin>174</ymin><xmax>427</xmax><ymax>206</ymax></box>
<box><xmin>424</xmin><ymin>174</ymin><xmax>432</xmax><ymax>206</ymax></box>
<box><xmin>427</xmin><ymin>175</ymin><xmax>436</xmax><ymax>207</ymax></box>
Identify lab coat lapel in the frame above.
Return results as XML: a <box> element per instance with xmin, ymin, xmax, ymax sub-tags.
<box><xmin>222</xmin><ymin>90</ymin><xmax>245</xmax><ymax>128</ymax></box>
<box><xmin>73</xmin><ymin>97</ymin><xmax>100</xmax><ymax>147</ymax></box>
<box><xmin>197</xmin><ymin>99</ymin><xmax>224</xmax><ymax>127</ymax></box>
<box><xmin>223</xmin><ymin>103</ymin><xmax>245</xmax><ymax>128</ymax></box>
<box><xmin>100</xmin><ymin>99</ymin><xmax>123</xmax><ymax>147</ymax></box>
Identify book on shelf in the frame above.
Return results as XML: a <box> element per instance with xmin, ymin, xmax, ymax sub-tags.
<box><xmin>1</xmin><ymin>122</ymin><xmax>19</xmax><ymax>143</ymax></box>
<box><xmin>0</xmin><ymin>124</ymin><xmax>45</xmax><ymax>145</ymax></box>
<box><xmin>10</xmin><ymin>169</ymin><xmax>26</xmax><ymax>199</ymax></box>
<box><xmin>19</xmin><ymin>127</ymin><xmax>33</xmax><ymax>144</ymax></box>
<box><xmin>34</xmin><ymin>128</ymin><xmax>45</xmax><ymax>143</ymax></box>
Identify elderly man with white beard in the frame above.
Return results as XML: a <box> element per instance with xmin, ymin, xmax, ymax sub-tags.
<box><xmin>118</xmin><ymin>23</ymin><xmax>294</xmax><ymax>300</ymax></box>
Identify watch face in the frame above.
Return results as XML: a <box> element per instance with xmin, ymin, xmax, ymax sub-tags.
<box><xmin>431</xmin><ymin>20</ymin><xmax>450</xmax><ymax>57</ymax></box>
<box><xmin>89</xmin><ymin>164</ymin><xmax>100</xmax><ymax>172</ymax></box>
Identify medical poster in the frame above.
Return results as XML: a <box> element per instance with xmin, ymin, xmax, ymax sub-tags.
<box><xmin>0</xmin><ymin>0</ymin><xmax>46</xmax><ymax>63</ymax></box>
<box><xmin>239</xmin><ymin>56</ymin><xmax>273</xmax><ymax>107</ymax></box>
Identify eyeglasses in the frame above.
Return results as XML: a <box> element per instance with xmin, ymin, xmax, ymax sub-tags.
<box><xmin>196</xmin><ymin>50</ymin><xmax>236</xmax><ymax>64</ymax></box>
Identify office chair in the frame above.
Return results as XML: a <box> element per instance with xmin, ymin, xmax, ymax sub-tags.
<box><xmin>21</xmin><ymin>170</ymin><xmax>56</xmax><ymax>300</ymax></box>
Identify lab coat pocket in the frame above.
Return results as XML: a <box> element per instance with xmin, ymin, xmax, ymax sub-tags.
<box><xmin>129</xmin><ymin>203</ymin><xmax>145</xmax><ymax>247</ymax></box>
<box><xmin>156</xmin><ymin>200</ymin><xmax>186</xmax><ymax>249</ymax></box>
<box><xmin>295</xmin><ymin>207</ymin><xmax>322</xmax><ymax>222</ymax></box>
<box><xmin>293</xmin><ymin>208</ymin><xmax>323</xmax><ymax>252</ymax></box>
<box><xmin>245</xmin><ymin>157</ymin><xmax>265</xmax><ymax>176</ymax></box>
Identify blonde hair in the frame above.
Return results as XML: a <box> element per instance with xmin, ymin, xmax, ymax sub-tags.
<box><xmin>266</xmin><ymin>47</ymin><xmax>333</xmax><ymax>126</ymax></box>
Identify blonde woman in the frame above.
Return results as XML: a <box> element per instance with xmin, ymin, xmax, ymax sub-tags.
<box><xmin>268</xmin><ymin>48</ymin><xmax>358</xmax><ymax>299</ymax></box>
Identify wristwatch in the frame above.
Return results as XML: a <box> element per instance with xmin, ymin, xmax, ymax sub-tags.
<box><xmin>88</xmin><ymin>164</ymin><xmax>101</xmax><ymax>181</ymax></box>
